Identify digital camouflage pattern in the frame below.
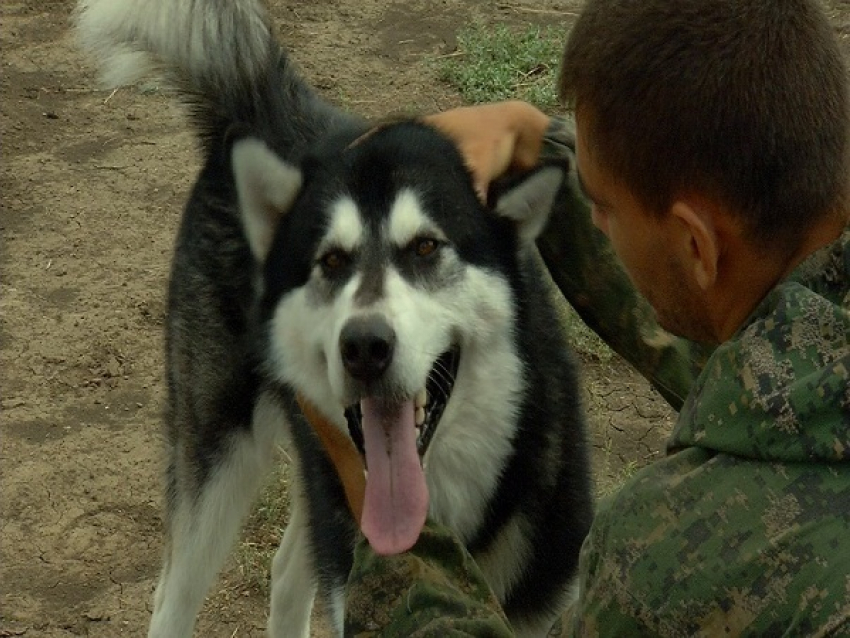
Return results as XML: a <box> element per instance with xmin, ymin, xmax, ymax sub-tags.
<box><xmin>572</xmin><ymin>223</ymin><xmax>850</xmax><ymax>636</ymax></box>
<box><xmin>345</xmin><ymin>523</ymin><xmax>514</xmax><ymax>637</ymax></box>
<box><xmin>343</xmin><ymin>117</ymin><xmax>850</xmax><ymax>636</ymax></box>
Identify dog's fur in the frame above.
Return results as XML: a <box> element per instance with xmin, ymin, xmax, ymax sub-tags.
<box><xmin>75</xmin><ymin>1</ymin><xmax>594</xmax><ymax>636</ymax></box>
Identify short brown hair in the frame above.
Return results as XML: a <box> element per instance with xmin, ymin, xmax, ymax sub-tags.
<box><xmin>559</xmin><ymin>0</ymin><xmax>849</xmax><ymax>252</ymax></box>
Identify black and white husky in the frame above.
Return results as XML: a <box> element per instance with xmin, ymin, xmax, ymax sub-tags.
<box><xmin>76</xmin><ymin>1</ymin><xmax>593</xmax><ymax>635</ymax></box>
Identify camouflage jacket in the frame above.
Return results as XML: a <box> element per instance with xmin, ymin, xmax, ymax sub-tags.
<box><xmin>344</xmin><ymin>117</ymin><xmax>850</xmax><ymax>637</ymax></box>
<box><xmin>571</xmin><ymin>222</ymin><xmax>850</xmax><ymax>637</ymax></box>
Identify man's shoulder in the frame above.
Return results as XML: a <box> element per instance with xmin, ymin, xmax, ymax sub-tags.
<box><xmin>670</xmin><ymin>252</ymin><xmax>850</xmax><ymax>461</ymax></box>
<box><xmin>584</xmin><ymin>449</ymin><xmax>850</xmax><ymax>636</ymax></box>
<box><xmin>733</xmin><ymin>225</ymin><xmax>848</xmax><ymax>364</ymax></box>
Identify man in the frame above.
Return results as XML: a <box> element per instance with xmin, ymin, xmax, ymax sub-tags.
<box><xmin>344</xmin><ymin>0</ymin><xmax>850</xmax><ymax>635</ymax></box>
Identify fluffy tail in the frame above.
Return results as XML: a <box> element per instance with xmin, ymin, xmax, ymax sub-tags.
<box><xmin>75</xmin><ymin>0</ymin><xmax>340</xmax><ymax>152</ymax></box>
<box><xmin>75</xmin><ymin>0</ymin><xmax>273</xmax><ymax>89</ymax></box>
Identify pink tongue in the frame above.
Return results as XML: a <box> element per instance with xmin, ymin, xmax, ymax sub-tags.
<box><xmin>359</xmin><ymin>397</ymin><xmax>429</xmax><ymax>555</ymax></box>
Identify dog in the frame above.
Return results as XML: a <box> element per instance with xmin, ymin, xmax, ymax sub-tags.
<box><xmin>75</xmin><ymin>1</ymin><xmax>594</xmax><ymax>635</ymax></box>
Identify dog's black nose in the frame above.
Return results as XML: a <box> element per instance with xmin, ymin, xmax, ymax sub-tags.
<box><xmin>339</xmin><ymin>315</ymin><xmax>396</xmax><ymax>382</ymax></box>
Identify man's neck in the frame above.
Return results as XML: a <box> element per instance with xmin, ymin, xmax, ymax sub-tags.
<box><xmin>711</xmin><ymin>212</ymin><xmax>847</xmax><ymax>342</ymax></box>
<box><xmin>780</xmin><ymin>211</ymin><xmax>847</xmax><ymax>279</ymax></box>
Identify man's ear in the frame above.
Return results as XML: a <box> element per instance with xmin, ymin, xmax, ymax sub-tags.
<box><xmin>492</xmin><ymin>165</ymin><xmax>565</xmax><ymax>244</ymax></box>
<box><xmin>670</xmin><ymin>199</ymin><xmax>720</xmax><ymax>290</ymax></box>
<box><xmin>231</xmin><ymin>137</ymin><xmax>303</xmax><ymax>263</ymax></box>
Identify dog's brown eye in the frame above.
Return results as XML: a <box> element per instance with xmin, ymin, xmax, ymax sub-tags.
<box><xmin>413</xmin><ymin>238</ymin><xmax>439</xmax><ymax>258</ymax></box>
<box><xmin>320</xmin><ymin>250</ymin><xmax>348</xmax><ymax>272</ymax></box>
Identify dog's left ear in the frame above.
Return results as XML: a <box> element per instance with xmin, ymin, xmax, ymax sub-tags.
<box><xmin>492</xmin><ymin>165</ymin><xmax>565</xmax><ymax>245</ymax></box>
<box><xmin>231</xmin><ymin>137</ymin><xmax>303</xmax><ymax>263</ymax></box>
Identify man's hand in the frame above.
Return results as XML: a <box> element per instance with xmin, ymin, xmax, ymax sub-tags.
<box><xmin>423</xmin><ymin>100</ymin><xmax>551</xmax><ymax>201</ymax></box>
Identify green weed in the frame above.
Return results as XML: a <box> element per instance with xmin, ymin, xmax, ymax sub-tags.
<box><xmin>438</xmin><ymin>23</ymin><xmax>564</xmax><ymax>109</ymax></box>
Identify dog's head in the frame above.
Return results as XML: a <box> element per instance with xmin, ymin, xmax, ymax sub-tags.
<box><xmin>231</xmin><ymin>121</ymin><xmax>564</xmax><ymax>554</ymax></box>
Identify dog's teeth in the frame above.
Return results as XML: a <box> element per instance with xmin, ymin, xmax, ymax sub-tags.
<box><xmin>415</xmin><ymin>406</ymin><xmax>425</xmax><ymax>426</ymax></box>
<box><xmin>415</xmin><ymin>388</ymin><xmax>427</xmax><ymax>409</ymax></box>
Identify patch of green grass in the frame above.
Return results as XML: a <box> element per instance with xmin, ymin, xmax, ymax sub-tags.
<box><xmin>138</xmin><ymin>81</ymin><xmax>161</xmax><ymax>95</ymax></box>
<box><xmin>557</xmin><ymin>300</ymin><xmax>615</xmax><ymax>363</ymax></box>
<box><xmin>595</xmin><ymin>446</ymin><xmax>641</xmax><ymax>499</ymax></box>
<box><xmin>235</xmin><ymin>457</ymin><xmax>292</xmax><ymax>595</ymax></box>
<box><xmin>438</xmin><ymin>23</ymin><xmax>564</xmax><ymax>110</ymax></box>
<box><xmin>536</xmin><ymin>254</ymin><xmax>614</xmax><ymax>362</ymax></box>
<box><xmin>600</xmin><ymin>462</ymin><xmax>640</xmax><ymax>499</ymax></box>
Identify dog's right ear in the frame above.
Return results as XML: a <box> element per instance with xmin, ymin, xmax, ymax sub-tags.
<box><xmin>231</xmin><ymin>138</ymin><xmax>303</xmax><ymax>262</ymax></box>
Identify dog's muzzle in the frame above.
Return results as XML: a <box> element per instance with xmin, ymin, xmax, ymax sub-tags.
<box><xmin>344</xmin><ymin>347</ymin><xmax>461</xmax><ymax>460</ymax></box>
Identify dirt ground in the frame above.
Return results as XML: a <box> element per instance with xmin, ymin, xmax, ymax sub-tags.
<box><xmin>2</xmin><ymin>1</ymin><xmax>848</xmax><ymax>637</ymax></box>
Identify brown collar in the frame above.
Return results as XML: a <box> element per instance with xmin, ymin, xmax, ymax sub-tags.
<box><xmin>296</xmin><ymin>395</ymin><xmax>365</xmax><ymax>522</ymax></box>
